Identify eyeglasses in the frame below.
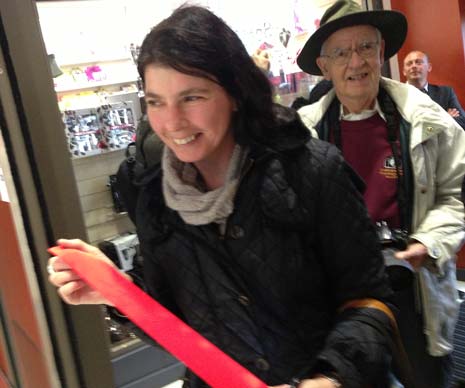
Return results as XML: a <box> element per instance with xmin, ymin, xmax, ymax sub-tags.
<box><xmin>320</xmin><ymin>41</ymin><xmax>380</xmax><ymax>65</ymax></box>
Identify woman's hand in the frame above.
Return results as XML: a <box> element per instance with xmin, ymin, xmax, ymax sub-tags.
<box><xmin>48</xmin><ymin>238</ymin><xmax>131</xmax><ymax>306</ymax></box>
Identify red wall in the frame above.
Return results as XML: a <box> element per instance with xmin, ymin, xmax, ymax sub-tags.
<box><xmin>390</xmin><ymin>0</ymin><xmax>465</xmax><ymax>268</ymax></box>
<box><xmin>0</xmin><ymin>201</ymin><xmax>53</xmax><ymax>387</ymax></box>
<box><xmin>390</xmin><ymin>0</ymin><xmax>465</xmax><ymax>107</ymax></box>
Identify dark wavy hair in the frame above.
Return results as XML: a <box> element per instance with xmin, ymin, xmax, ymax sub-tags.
<box><xmin>137</xmin><ymin>5</ymin><xmax>276</xmax><ymax>147</ymax></box>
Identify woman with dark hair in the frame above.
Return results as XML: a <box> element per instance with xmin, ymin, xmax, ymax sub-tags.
<box><xmin>48</xmin><ymin>5</ymin><xmax>395</xmax><ymax>388</ymax></box>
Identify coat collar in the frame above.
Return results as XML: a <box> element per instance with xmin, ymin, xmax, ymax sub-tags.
<box><xmin>380</xmin><ymin>77</ymin><xmax>458</xmax><ymax>146</ymax></box>
<box><xmin>299</xmin><ymin>78</ymin><xmax>459</xmax><ymax>147</ymax></box>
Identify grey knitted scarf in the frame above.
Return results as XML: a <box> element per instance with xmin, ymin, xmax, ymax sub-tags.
<box><xmin>162</xmin><ymin>145</ymin><xmax>248</xmax><ymax>226</ymax></box>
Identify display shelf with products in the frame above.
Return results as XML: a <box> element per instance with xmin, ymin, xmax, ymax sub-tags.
<box><xmin>57</xmin><ymin>87</ymin><xmax>140</xmax><ymax>111</ymax></box>
<box><xmin>58</xmin><ymin>55</ymin><xmax>134</xmax><ymax>68</ymax></box>
<box><xmin>53</xmin><ymin>55</ymin><xmax>143</xmax><ymax>159</ymax></box>
<box><xmin>54</xmin><ymin>58</ymin><xmax>140</xmax><ymax>95</ymax></box>
<box><xmin>63</xmin><ymin>101</ymin><xmax>137</xmax><ymax>159</ymax></box>
<box><xmin>55</xmin><ymin>77</ymin><xmax>139</xmax><ymax>93</ymax></box>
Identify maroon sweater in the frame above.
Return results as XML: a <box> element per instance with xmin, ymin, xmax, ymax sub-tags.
<box><xmin>340</xmin><ymin>113</ymin><xmax>401</xmax><ymax>228</ymax></box>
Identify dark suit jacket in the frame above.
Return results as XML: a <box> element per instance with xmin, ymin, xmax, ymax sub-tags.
<box><xmin>427</xmin><ymin>84</ymin><xmax>465</xmax><ymax>129</ymax></box>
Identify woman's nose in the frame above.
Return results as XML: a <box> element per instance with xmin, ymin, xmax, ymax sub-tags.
<box><xmin>162</xmin><ymin>105</ymin><xmax>187</xmax><ymax>132</ymax></box>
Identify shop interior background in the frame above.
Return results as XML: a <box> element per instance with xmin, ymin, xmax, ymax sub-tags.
<box><xmin>37</xmin><ymin>0</ymin><xmax>358</xmax><ymax>109</ymax></box>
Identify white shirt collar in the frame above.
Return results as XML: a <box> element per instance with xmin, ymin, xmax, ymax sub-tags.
<box><xmin>340</xmin><ymin>99</ymin><xmax>386</xmax><ymax>122</ymax></box>
<box><xmin>406</xmin><ymin>81</ymin><xmax>428</xmax><ymax>92</ymax></box>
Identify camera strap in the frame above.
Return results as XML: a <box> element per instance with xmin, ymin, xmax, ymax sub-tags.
<box><xmin>378</xmin><ymin>88</ymin><xmax>409</xmax><ymax>232</ymax></box>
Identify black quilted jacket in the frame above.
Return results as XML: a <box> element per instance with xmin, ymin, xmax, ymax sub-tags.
<box><xmin>129</xmin><ymin>108</ymin><xmax>393</xmax><ymax>388</ymax></box>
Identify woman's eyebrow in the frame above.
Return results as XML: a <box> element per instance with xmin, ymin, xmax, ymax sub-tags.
<box><xmin>144</xmin><ymin>88</ymin><xmax>210</xmax><ymax>99</ymax></box>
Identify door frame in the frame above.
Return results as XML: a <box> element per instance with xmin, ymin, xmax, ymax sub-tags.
<box><xmin>0</xmin><ymin>0</ymin><xmax>114</xmax><ymax>387</ymax></box>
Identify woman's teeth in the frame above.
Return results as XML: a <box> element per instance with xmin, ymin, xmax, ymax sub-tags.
<box><xmin>174</xmin><ymin>134</ymin><xmax>197</xmax><ymax>145</ymax></box>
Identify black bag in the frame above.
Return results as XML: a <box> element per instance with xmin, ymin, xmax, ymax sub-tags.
<box><xmin>114</xmin><ymin>116</ymin><xmax>164</xmax><ymax>222</ymax></box>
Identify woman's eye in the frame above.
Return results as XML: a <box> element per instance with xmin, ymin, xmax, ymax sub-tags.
<box><xmin>184</xmin><ymin>95</ymin><xmax>203</xmax><ymax>102</ymax></box>
<box><xmin>146</xmin><ymin>99</ymin><xmax>161</xmax><ymax>107</ymax></box>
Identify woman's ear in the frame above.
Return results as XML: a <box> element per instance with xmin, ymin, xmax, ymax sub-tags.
<box><xmin>231</xmin><ymin>97</ymin><xmax>238</xmax><ymax>112</ymax></box>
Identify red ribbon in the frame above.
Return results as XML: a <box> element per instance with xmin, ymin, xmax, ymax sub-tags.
<box><xmin>48</xmin><ymin>246</ymin><xmax>268</xmax><ymax>388</ymax></box>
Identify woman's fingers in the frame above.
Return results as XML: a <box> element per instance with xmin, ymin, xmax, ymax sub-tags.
<box><xmin>57</xmin><ymin>279</ymin><xmax>88</xmax><ymax>305</ymax></box>
<box><xmin>57</xmin><ymin>238</ymin><xmax>104</xmax><ymax>257</ymax></box>
<box><xmin>48</xmin><ymin>256</ymin><xmax>71</xmax><ymax>273</ymax></box>
<box><xmin>55</xmin><ymin>238</ymin><xmax>118</xmax><ymax>266</ymax></box>
<box><xmin>48</xmin><ymin>266</ymin><xmax>81</xmax><ymax>287</ymax></box>
<box><xmin>47</xmin><ymin>239</ymin><xmax>117</xmax><ymax>306</ymax></box>
<box><xmin>56</xmin><ymin>277</ymin><xmax>112</xmax><ymax>306</ymax></box>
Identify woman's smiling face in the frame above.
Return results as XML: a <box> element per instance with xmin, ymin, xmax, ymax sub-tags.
<box><xmin>144</xmin><ymin>65</ymin><xmax>237</xmax><ymax>174</ymax></box>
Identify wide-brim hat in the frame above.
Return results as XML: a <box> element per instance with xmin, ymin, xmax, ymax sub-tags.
<box><xmin>297</xmin><ymin>0</ymin><xmax>407</xmax><ymax>75</ymax></box>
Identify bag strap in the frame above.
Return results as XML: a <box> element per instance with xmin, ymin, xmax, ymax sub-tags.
<box><xmin>339</xmin><ymin>298</ymin><xmax>416</xmax><ymax>388</ymax></box>
<box><xmin>339</xmin><ymin>298</ymin><xmax>396</xmax><ymax>324</ymax></box>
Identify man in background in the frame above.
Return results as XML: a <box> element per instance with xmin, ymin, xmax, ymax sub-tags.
<box><xmin>403</xmin><ymin>50</ymin><xmax>465</xmax><ymax>129</ymax></box>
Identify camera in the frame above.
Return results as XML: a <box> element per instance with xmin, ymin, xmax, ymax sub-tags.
<box><xmin>375</xmin><ymin>221</ymin><xmax>409</xmax><ymax>251</ymax></box>
<box><xmin>376</xmin><ymin>221</ymin><xmax>413</xmax><ymax>291</ymax></box>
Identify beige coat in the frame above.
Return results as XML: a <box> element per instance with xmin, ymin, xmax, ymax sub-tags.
<box><xmin>299</xmin><ymin>77</ymin><xmax>465</xmax><ymax>356</ymax></box>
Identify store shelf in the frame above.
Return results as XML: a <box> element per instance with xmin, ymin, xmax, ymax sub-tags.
<box><xmin>55</xmin><ymin>78</ymin><xmax>138</xmax><ymax>93</ymax></box>
<box><xmin>59</xmin><ymin>56</ymin><xmax>133</xmax><ymax>67</ymax></box>
<box><xmin>58</xmin><ymin>90</ymin><xmax>139</xmax><ymax>112</ymax></box>
<box><xmin>100</xmin><ymin>90</ymin><xmax>139</xmax><ymax>97</ymax></box>
<box><xmin>70</xmin><ymin>148</ymin><xmax>104</xmax><ymax>159</ymax></box>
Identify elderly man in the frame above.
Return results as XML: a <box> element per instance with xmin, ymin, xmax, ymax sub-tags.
<box><xmin>297</xmin><ymin>1</ymin><xmax>465</xmax><ymax>387</ymax></box>
<box><xmin>403</xmin><ymin>50</ymin><xmax>465</xmax><ymax>129</ymax></box>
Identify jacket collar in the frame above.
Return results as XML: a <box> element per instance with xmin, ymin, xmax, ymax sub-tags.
<box><xmin>380</xmin><ymin>77</ymin><xmax>456</xmax><ymax>146</ymax></box>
